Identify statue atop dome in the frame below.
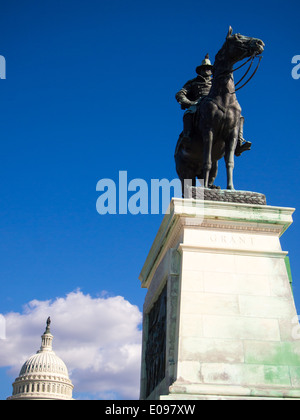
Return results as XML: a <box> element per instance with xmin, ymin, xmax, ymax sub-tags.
<box><xmin>45</xmin><ymin>316</ymin><xmax>51</xmax><ymax>333</ymax></box>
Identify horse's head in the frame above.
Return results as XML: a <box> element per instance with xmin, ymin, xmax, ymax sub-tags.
<box><xmin>217</xmin><ymin>26</ymin><xmax>264</xmax><ymax>66</ymax></box>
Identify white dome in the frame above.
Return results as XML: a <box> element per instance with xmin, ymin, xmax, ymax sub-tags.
<box><xmin>7</xmin><ymin>318</ymin><xmax>74</xmax><ymax>400</ymax></box>
<box><xmin>20</xmin><ymin>351</ymin><xmax>69</xmax><ymax>377</ymax></box>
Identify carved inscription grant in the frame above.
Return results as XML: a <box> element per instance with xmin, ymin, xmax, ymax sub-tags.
<box><xmin>209</xmin><ymin>233</ymin><xmax>254</xmax><ymax>247</ymax></box>
<box><xmin>145</xmin><ymin>286</ymin><xmax>167</xmax><ymax>397</ymax></box>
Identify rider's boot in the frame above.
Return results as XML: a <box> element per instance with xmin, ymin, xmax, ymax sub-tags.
<box><xmin>235</xmin><ymin>116</ymin><xmax>252</xmax><ymax>157</ymax></box>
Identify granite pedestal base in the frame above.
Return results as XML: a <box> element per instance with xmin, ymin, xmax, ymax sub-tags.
<box><xmin>139</xmin><ymin>197</ymin><xmax>300</xmax><ymax>400</ymax></box>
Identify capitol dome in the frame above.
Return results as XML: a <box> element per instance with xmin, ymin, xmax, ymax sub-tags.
<box><xmin>7</xmin><ymin>318</ymin><xmax>74</xmax><ymax>400</ymax></box>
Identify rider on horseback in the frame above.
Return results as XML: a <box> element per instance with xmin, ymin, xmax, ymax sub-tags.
<box><xmin>175</xmin><ymin>54</ymin><xmax>252</xmax><ymax>157</ymax></box>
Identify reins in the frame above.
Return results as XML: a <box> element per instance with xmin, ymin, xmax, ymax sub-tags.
<box><xmin>235</xmin><ymin>56</ymin><xmax>255</xmax><ymax>86</ymax></box>
<box><xmin>231</xmin><ymin>55</ymin><xmax>263</xmax><ymax>93</ymax></box>
<box><xmin>232</xmin><ymin>55</ymin><xmax>254</xmax><ymax>73</ymax></box>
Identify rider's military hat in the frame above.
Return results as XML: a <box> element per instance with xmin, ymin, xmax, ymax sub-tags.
<box><xmin>196</xmin><ymin>53</ymin><xmax>213</xmax><ymax>74</ymax></box>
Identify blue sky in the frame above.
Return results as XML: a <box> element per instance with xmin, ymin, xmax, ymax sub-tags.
<box><xmin>0</xmin><ymin>0</ymin><xmax>300</xmax><ymax>400</ymax></box>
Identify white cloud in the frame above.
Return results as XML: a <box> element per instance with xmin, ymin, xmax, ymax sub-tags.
<box><xmin>0</xmin><ymin>315</ymin><xmax>5</xmax><ymax>340</ymax></box>
<box><xmin>0</xmin><ymin>290</ymin><xmax>142</xmax><ymax>400</ymax></box>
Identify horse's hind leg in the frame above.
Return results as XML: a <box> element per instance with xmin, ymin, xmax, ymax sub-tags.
<box><xmin>181</xmin><ymin>176</ymin><xmax>196</xmax><ymax>198</ymax></box>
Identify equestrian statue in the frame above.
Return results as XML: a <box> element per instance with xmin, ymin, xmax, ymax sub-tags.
<box><xmin>174</xmin><ymin>26</ymin><xmax>264</xmax><ymax>194</ymax></box>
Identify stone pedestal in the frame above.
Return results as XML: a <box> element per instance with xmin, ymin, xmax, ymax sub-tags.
<box><xmin>139</xmin><ymin>198</ymin><xmax>300</xmax><ymax>400</ymax></box>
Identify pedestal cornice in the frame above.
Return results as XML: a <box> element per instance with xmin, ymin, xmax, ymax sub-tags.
<box><xmin>139</xmin><ymin>198</ymin><xmax>295</xmax><ymax>289</ymax></box>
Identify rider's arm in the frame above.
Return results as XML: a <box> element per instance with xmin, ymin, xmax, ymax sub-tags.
<box><xmin>175</xmin><ymin>89</ymin><xmax>194</xmax><ymax>110</ymax></box>
<box><xmin>175</xmin><ymin>79</ymin><xmax>197</xmax><ymax>109</ymax></box>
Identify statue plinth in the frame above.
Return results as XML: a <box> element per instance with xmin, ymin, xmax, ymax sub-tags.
<box><xmin>187</xmin><ymin>187</ymin><xmax>267</xmax><ymax>205</ymax></box>
<box><xmin>139</xmin><ymin>198</ymin><xmax>300</xmax><ymax>400</ymax></box>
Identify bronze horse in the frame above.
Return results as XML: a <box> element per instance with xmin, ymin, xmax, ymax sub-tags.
<box><xmin>175</xmin><ymin>27</ymin><xmax>264</xmax><ymax>194</ymax></box>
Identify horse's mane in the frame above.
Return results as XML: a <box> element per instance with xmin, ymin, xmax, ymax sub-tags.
<box><xmin>214</xmin><ymin>40</ymin><xmax>227</xmax><ymax>67</ymax></box>
<box><xmin>212</xmin><ymin>39</ymin><xmax>231</xmax><ymax>78</ymax></box>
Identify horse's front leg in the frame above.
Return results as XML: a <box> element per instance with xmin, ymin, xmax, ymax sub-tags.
<box><xmin>208</xmin><ymin>160</ymin><xmax>218</xmax><ymax>188</ymax></box>
<box><xmin>225</xmin><ymin>127</ymin><xmax>239</xmax><ymax>190</ymax></box>
<box><xmin>202</xmin><ymin>129</ymin><xmax>213</xmax><ymax>188</ymax></box>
